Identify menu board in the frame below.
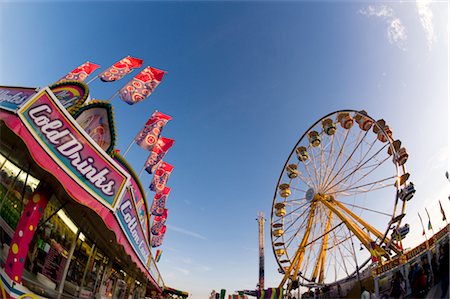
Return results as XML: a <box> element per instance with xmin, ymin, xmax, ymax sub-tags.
<box><xmin>41</xmin><ymin>244</ymin><xmax>67</xmax><ymax>283</ymax></box>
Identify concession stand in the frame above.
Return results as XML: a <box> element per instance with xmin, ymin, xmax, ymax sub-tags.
<box><xmin>0</xmin><ymin>81</ymin><xmax>167</xmax><ymax>298</ymax></box>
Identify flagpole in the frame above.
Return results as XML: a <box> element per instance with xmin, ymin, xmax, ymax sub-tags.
<box><xmin>122</xmin><ymin>140</ymin><xmax>136</xmax><ymax>158</ymax></box>
<box><xmin>418</xmin><ymin>212</ymin><xmax>428</xmax><ymax>240</ymax></box>
<box><xmin>138</xmin><ymin>165</ymin><xmax>146</xmax><ymax>178</ymax></box>
<box><xmin>106</xmin><ymin>90</ymin><xmax>120</xmax><ymax>103</ymax></box>
<box><xmin>439</xmin><ymin>200</ymin><xmax>448</xmax><ymax>225</ymax></box>
<box><xmin>86</xmin><ymin>74</ymin><xmax>99</xmax><ymax>85</ymax></box>
<box><xmin>425</xmin><ymin>208</ymin><xmax>435</xmax><ymax>235</ymax></box>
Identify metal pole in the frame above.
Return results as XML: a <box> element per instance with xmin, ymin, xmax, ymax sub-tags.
<box><xmin>106</xmin><ymin>90</ymin><xmax>120</xmax><ymax>103</ymax></box>
<box><xmin>80</xmin><ymin>244</ymin><xmax>96</xmax><ymax>289</ymax></box>
<box><xmin>257</xmin><ymin>211</ymin><xmax>265</xmax><ymax>292</ymax></box>
<box><xmin>56</xmin><ymin>229</ymin><xmax>81</xmax><ymax>299</ymax></box>
<box><xmin>350</xmin><ymin>234</ymin><xmax>363</xmax><ymax>292</ymax></box>
<box><xmin>122</xmin><ymin>140</ymin><xmax>135</xmax><ymax>158</ymax></box>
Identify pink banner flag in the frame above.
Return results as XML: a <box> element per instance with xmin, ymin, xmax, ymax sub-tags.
<box><xmin>144</xmin><ymin>137</ymin><xmax>174</xmax><ymax>174</ymax></box>
<box><xmin>59</xmin><ymin>61</ymin><xmax>100</xmax><ymax>82</ymax></box>
<box><xmin>135</xmin><ymin>111</ymin><xmax>172</xmax><ymax>152</ymax></box>
<box><xmin>151</xmin><ymin>225</ymin><xmax>167</xmax><ymax>248</ymax></box>
<box><xmin>119</xmin><ymin>66</ymin><xmax>165</xmax><ymax>105</ymax></box>
<box><xmin>151</xmin><ymin>209</ymin><xmax>168</xmax><ymax>235</ymax></box>
<box><xmin>99</xmin><ymin>56</ymin><xmax>144</xmax><ymax>82</ymax></box>
<box><xmin>150</xmin><ymin>162</ymin><xmax>174</xmax><ymax>192</ymax></box>
<box><xmin>151</xmin><ymin>187</ymin><xmax>170</xmax><ymax>216</ymax></box>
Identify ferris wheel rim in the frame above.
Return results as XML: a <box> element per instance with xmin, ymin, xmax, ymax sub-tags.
<box><xmin>270</xmin><ymin>109</ymin><xmax>409</xmax><ymax>288</ymax></box>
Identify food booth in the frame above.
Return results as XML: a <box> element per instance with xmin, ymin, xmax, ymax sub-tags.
<box><xmin>0</xmin><ymin>81</ymin><xmax>167</xmax><ymax>298</ymax></box>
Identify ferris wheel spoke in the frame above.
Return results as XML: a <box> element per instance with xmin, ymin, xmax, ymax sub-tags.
<box><xmin>283</xmin><ymin>201</ymin><xmax>311</xmax><ymax>219</ymax></box>
<box><xmin>296</xmin><ymin>168</ymin><xmax>315</xmax><ymax>189</ymax></box>
<box><xmin>333</xmin><ymin>181</ymin><xmax>392</xmax><ymax>197</ymax></box>
<box><xmin>308</xmin><ymin>144</ymin><xmax>323</xmax><ymax>189</ymax></box>
<box><xmin>280</xmin><ymin>202</ymin><xmax>319</xmax><ymax>287</ymax></box>
<box><xmin>337</xmin><ymin>201</ymin><xmax>392</xmax><ymax>217</ymax></box>
<box><xmin>291</xmin><ymin>187</ymin><xmax>308</xmax><ymax>193</ymax></box>
<box><xmin>323</xmin><ymin>130</ymin><xmax>367</xmax><ymax>193</ymax></box>
<box><xmin>331</xmin><ymin>229</ymin><xmax>350</xmax><ymax>277</ymax></box>
<box><xmin>324</xmin><ymin>143</ymin><xmax>389</xmax><ymax>193</ymax></box>
<box><xmin>322</xmin><ymin>129</ymin><xmax>350</xmax><ymax>191</ymax></box>
<box><xmin>318</xmin><ymin>133</ymin><xmax>326</xmax><ymax>188</ymax></box>
<box><xmin>321</xmin><ymin>134</ymin><xmax>337</xmax><ymax>191</ymax></box>
<box><xmin>329</xmin><ymin>153</ymin><xmax>391</xmax><ymax>195</ymax></box>
<box><xmin>304</xmin><ymin>161</ymin><xmax>320</xmax><ymax>191</ymax></box>
<box><xmin>327</xmin><ymin>175</ymin><xmax>395</xmax><ymax>196</ymax></box>
<box><xmin>283</xmin><ymin>209</ymin><xmax>313</xmax><ymax>247</ymax></box>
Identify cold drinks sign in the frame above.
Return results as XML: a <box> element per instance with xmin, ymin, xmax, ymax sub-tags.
<box><xmin>17</xmin><ymin>88</ymin><xmax>129</xmax><ymax>210</ymax></box>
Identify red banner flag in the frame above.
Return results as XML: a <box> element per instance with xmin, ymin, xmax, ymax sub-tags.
<box><xmin>151</xmin><ymin>225</ymin><xmax>167</xmax><ymax>247</ymax></box>
<box><xmin>119</xmin><ymin>66</ymin><xmax>165</xmax><ymax>105</ymax></box>
<box><xmin>135</xmin><ymin>111</ymin><xmax>172</xmax><ymax>152</ymax></box>
<box><xmin>59</xmin><ymin>61</ymin><xmax>100</xmax><ymax>82</ymax></box>
<box><xmin>151</xmin><ymin>209</ymin><xmax>168</xmax><ymax>235</ymax></box>
<box><xmin>144</xmin><ymin>137</ymin><xmax>174</xmax><ymax>174</ymax></box>
<box><xmin>99</xmin><ymin>56</ymin><xmax>144</xmax><ymax>82</ymax></box>
<box><xmin>150</xmin><ymin>162</ymin><xmax>174</xmax><ymax>192</ymax></box>
<box><xmin>151</xmin><ymin>187</ymin><xmax>170</xmax><ymax>216</ymax></box>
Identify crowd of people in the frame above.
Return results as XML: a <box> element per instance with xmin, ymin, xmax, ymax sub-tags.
<box><xmin>389</xmin><ymin>242</ymin><xmax>449</xmax><ymax>299</ymax></box>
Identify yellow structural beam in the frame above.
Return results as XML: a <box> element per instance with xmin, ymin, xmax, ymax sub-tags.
<box><xmin>319</xmin><ymin>211</ymin><xmax>332</xmax><ymax>283</ymax></box>
<box><xmin>311</xmin><ymin>210</ymin><xmax>333</xmax><ymax>283</ymax></box>
<box><xmin>332</xmin><ymin>200</ymin><xmax>395</xmax><ymax>249</ymax></box>
<box><xmin>279</xmin><ymin>201</ymin><xmax>317</xmax><ymax>288</ymax></box>
<box><xmin>316</xmin><ymin>194</ymin><xmax>387</xmax><ymax>257</ymax></box>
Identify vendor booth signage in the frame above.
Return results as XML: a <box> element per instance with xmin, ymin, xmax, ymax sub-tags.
<box><xmin>0</xmin><ymin>86</ymin><xmax>37</xmax><ymax>112</ymax></box>
<box><xmin>116</xmin><ymin>185</ymin><xmax>151</xmax><ymax>267</ymax></box>
<box><xmin>17</xmin><ymin>88</ymin><xmax>129</xmax><ymax>210</ymax></box>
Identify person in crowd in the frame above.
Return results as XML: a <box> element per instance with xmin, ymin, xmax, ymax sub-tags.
<box><xmin>391</xmin><ymin>271</ymin><xmax>405</xmax><ymax>299</ymax></box>
<box><xmin>439</xmin><ymin>242</ymin><xmax>449</xmax><ymax>299</ymax></box>
<box><xmin>416</xmin><ymin>267</ymin><xmax>429</xmax><ymax>298</ymax></box>
<box><xmin>431</xmin><ymin>253</ymin><xmax>440</xmax><ymax>284</ymax></box>
<box><xmin>421</xmin><ymin>255</ymin><xmax>432</xmax><ymax>286</ymax></box>
<box><xmin>361</xmin><ymin>285</ymin><xmax>370</xmax><ymax>299</ymax></box>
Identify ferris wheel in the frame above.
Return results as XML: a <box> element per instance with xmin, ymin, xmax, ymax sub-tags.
<box><xmin>270</xmin><ymin>110</ymin><xmax>414</xmax><ymax>291</ymax></box>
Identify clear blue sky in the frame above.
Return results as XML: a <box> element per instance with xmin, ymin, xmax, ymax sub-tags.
<box><xmin>1</xmin><ymin>1</ymin><xmax>448</xmax><ymax>298</ymax></box>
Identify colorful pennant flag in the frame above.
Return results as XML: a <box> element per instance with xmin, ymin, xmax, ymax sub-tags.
<box><xmin>425</xmin><ymin>208</ymin><xmax>433</xmax><ymax>230</ymax></box>
<box><xmin>369</xmin><ymin>242</ymin><xmax>379</xmax><ymax>263</ymax></box>
<box><xmin>256</xmin><ymin>288</ymin><xmax>283</xmax><ymax>299</ymax></box>
<box><xmin>144</xmin><ymin>137</ymin><xmax>174</xmax><ymax>174</ymax></box>
<box><xmin>99</xmin><ymin>56</ymin><xmax>144</xmax><ymax>82</ymax></box>
<box><xmin>150</xmin><ymin>162</ymin><xmax>174</xmax><ymax>192</ymax></box>
<box><xmin>119</xmin><ymin>66</ymin><xmax>165</xmax><ymax>105</ymax></box>
<box><xmin>151</xmin><ymin>225</ymin><xmax>167</xmax><ymax>248</ymax></box>
<box><xmin>151</xmin><ymin>209</ymin><xmax>168</xmax><ymax>235</ymax></box>
<box><xmin>439</xmin><ymin>200</ymin><xmax>447</xmax><ymax>222</ymax></box>
<box><xmin>418</xmin><ymin>212</ymin><xmax>426</xmax><ymax>236</ymax></box>
<box><xmin>151</xmin><ymin>187</ymin><xmax>170</xmax><ymax>216</ymax></box>
<box><xmin>59</xmin><ymin>61</ymin><xmax>100</xmax><ymax>82</ymax></box>
<box><xmin>155</xmin><ymin>249</ymin><xmax>162</xmax><ymax>262</ymax></box>
<box><xmin>135</xmin><ymin>111</ymin><xmax>172</xmax><ymax>152</ymax></box>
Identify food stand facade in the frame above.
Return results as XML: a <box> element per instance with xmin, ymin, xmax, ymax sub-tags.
<box><xmin>0</xmin><ymin>84</ymin><xmax>165</xmax><ymax>298</ymax></box>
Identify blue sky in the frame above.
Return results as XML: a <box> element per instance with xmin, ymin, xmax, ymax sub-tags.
<box><xmin>0</xmin><ymin>1</ymin><xmax>448</xmax><ymax>298</ymax></box>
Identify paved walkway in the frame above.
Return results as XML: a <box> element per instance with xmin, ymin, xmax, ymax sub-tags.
<box><xmin>424</xmin><ymin>283</ymin><xmax>449</xmax><ymax>299</ymax></box>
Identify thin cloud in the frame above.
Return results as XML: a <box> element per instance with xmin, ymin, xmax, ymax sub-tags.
<box><xmin>416</xmin><ymin>0</ymin><xmax>435</xmax><ymax>49</ymax></box>
<box><xmin>359</xmin><ymin>5</ymin><xmax>407</xmax><ymax>50</ymax></box>
<box><xmin>167</xmin><ymin>224</ymin><xmax>207</xmax><ymax>240</ymax></box>
<box><xmin>172</xmin><ymin>266</ymin><xmax>190</xmax><ymax>275</ymax></box>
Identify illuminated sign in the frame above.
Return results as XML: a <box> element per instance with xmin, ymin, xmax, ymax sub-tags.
<box><xmin>0</xmin><ymin>86</ymin><xmax>37</xmax><ymax>112</ymax></box>
<box><xmin>116</xmin><ymin>186</ymin><xmax>151</xmax><ymax>267</ymax></box>
<box><xmin>17</xmin><ymin>88</ymin><xmax>129</xmax><ymax>210</ymax></box>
